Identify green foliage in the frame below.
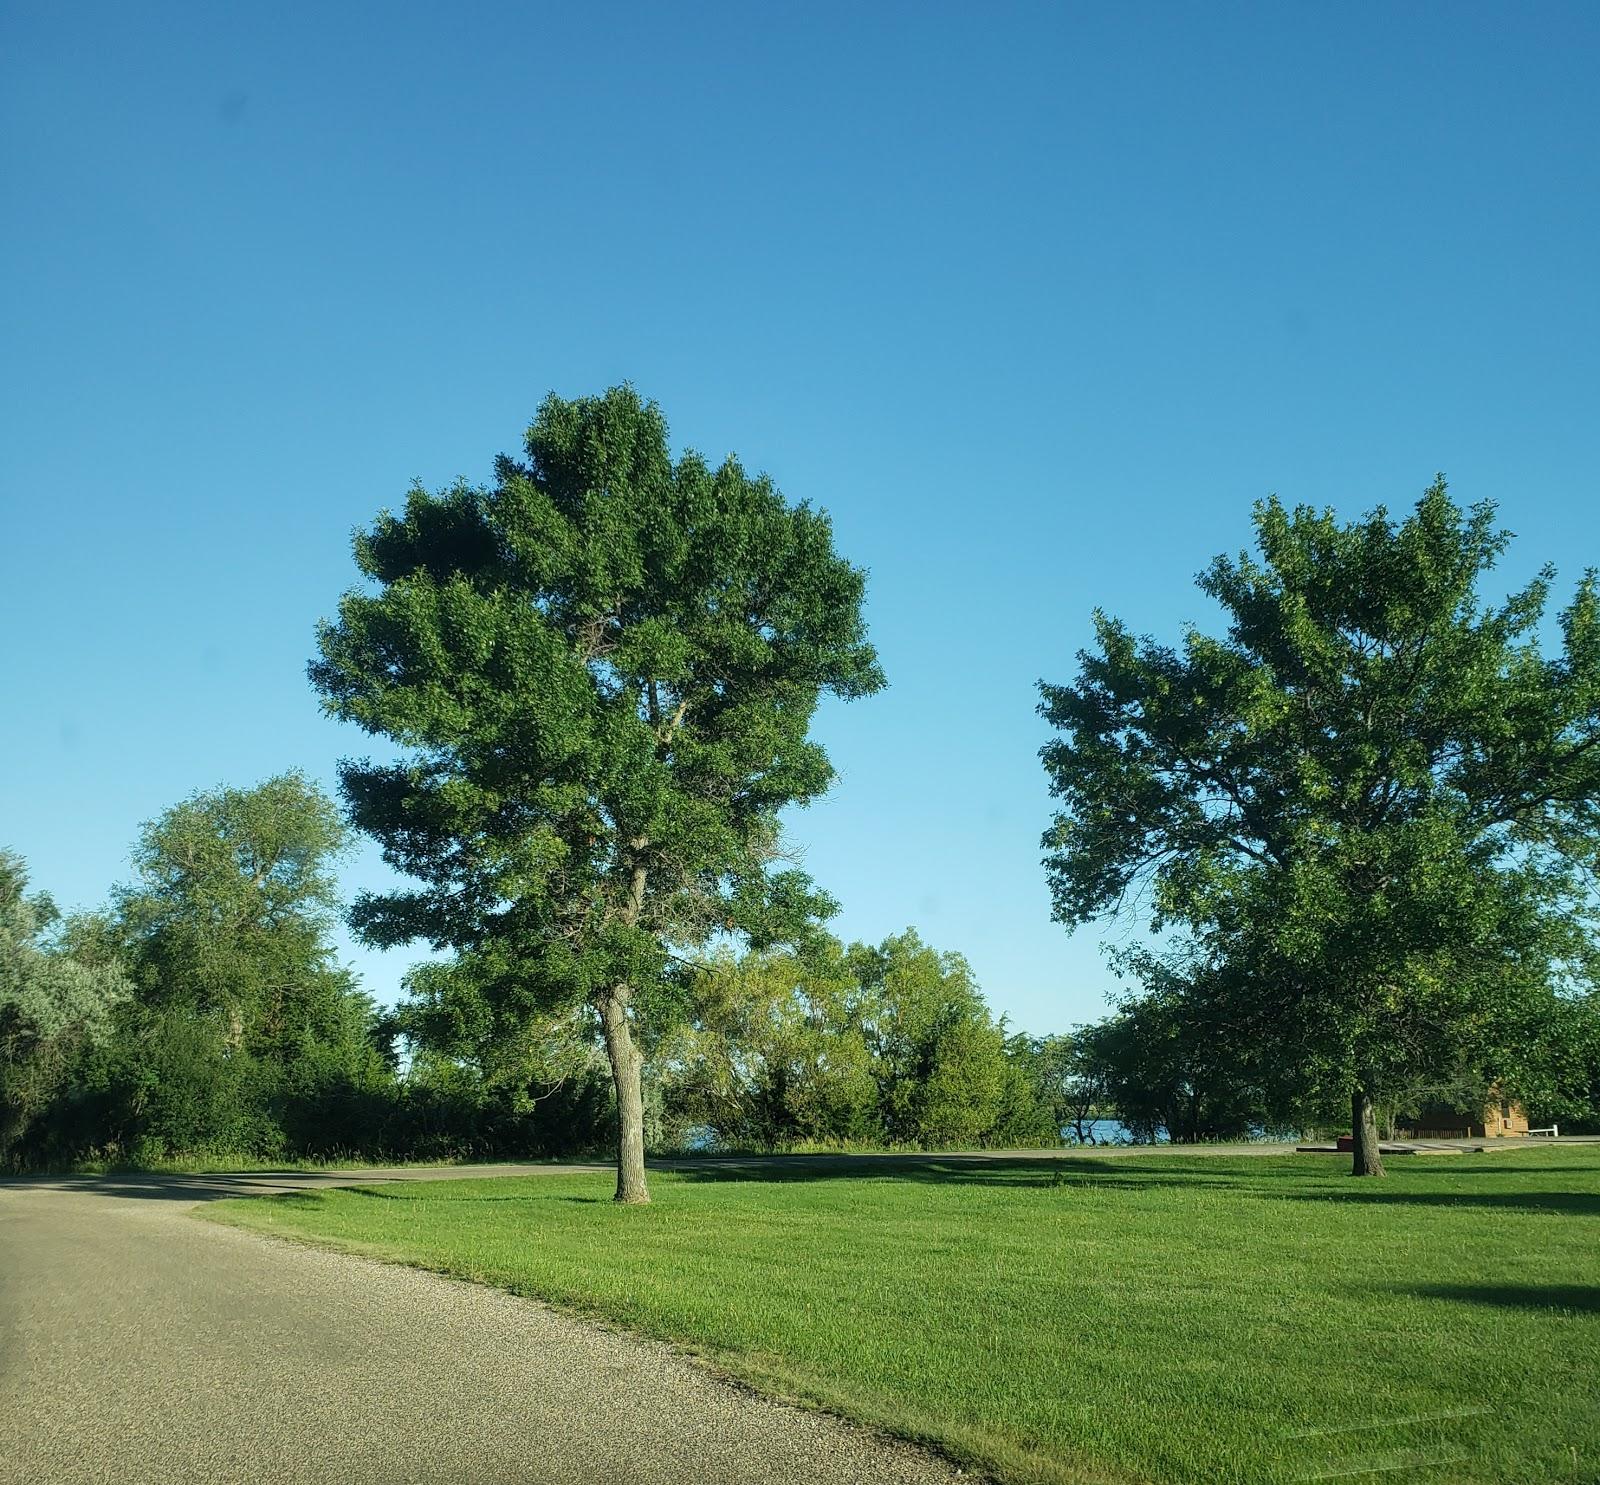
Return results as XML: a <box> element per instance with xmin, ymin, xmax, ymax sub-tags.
<box><xmin>988</xmin><ymin>1031</ymin><xmax>1069</xmax><ymax>1146</ymax></box>
<box><xmin>1076</xmin><ymin>964</ymin><xmax>1287</xmax><ymax>1143</ymax></box>
<box><xmin>660</xmin><ymin>943</ymin><xmax>877</xmax><ymax>1149</ymax></box>
<box><xmin>5</xmin><ymin>776</ymin><xmax>403</xmax><ymax>1166</ymax></box>
<box><xmin>389</xmin><ymin>961</ymin><xmax>619</xmax><ymax>1157</ymax></box>
<box><xmin>313</xmin><ymin>386</ymin><xmax>880</xmax><ymax>982</ymax></box>
<box><xmin>0</xmin><ymin>851</ymin><xmax>130</xmax><ymax>1159</ymax></box>
<box><xmin>1040</xmin><ymin>481</ymin><xmax>1600</xmax><ymax>1130</ymax></box>
<box><xmin>1488</xmin><ymin>988</ymin><xmax>1600</xmax><ymax>1132</ymax></box>
<box><xmin>852</xmin><ymin>932</ymin><xmax>1011</xmax><ymax>1146</ymax></box>
<box><xmin>114</xmin><ymin>772</ymin><xmax>356</xmax><ymax>1032</ymax></box>
<box><xmin>661</xmin><ymin>932</ymin><xmax>1057</xmax><ymax>1150</ymax></box>
<box><xmin>101</xmin><ymin>773</ymin><xmax>390</xmax><ymax>1159</ymax></box>
<box><xmin>311</xmin><ymin>387</ymin><xmax>883</xmax><ymax>1195</ymax></box>
<box><xmin>1009</xmin><ymin>1030</ymin><xmax>1111</xmax><ymax>1143</ymax></box>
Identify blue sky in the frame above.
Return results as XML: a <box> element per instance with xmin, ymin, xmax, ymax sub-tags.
<box><xmin>3</xmin><ymin>2</ymin><xmax>1597</xmax><ymax>1033</ymax></box>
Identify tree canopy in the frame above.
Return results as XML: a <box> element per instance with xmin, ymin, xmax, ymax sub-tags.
<box><xmin>661</xmin><ymin>931</ymin><xmax>1052</xmax><ymax>1151</ymax></box>
<box><xmin>113</xmin><ymin>772</ymin><xmax>353</xmax><ymax>1040</ymax></box>
<box><xmin>312</xmin><ymin>386</ymin><xmax>884</xmax><ymax>1200</ymax></box>
<box><xmin>1040</xmin><ymin>481</ymin><xmax>1600</xmax><ymax>1173</ymax></box>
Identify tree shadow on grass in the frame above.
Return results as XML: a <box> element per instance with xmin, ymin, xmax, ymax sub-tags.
<box><xmin>1403</xmin><ymin>1158</ymin><xmax>1600</xmax><ymax>1178</ymax></box>
<box><xmin>0</xmin><ymin>1161</ymin><xmax>612</xmax><ymax>1204</ymax></box>
<box><xmin>1286</xmin><ymin>1188</ymin><xmax>1600</xmax><ymax>1217</ymax></box>
<box><xmin>253</xmin><ymin>1189</ymin><xmax>332</xmax><ymax>1211</ymax></box>
<box><xmin>659</xmin><ymin>1151</ymin><xmax>1600</xmax><ymax>1215</ymax></box>
<box><xmin>1407</xmin><ymin>1283</ymin><xmax>1600</xmax><ymax>1315</ymax></box>
<box><xmin>337</xmin><ymin>1186</ymin><xmax>584</xmax><ymax>1204</ymax></box>
<box><xmin>660</xmin><ymin>1152</ymin><xmax>1283</xmax><ymax>1192</ymax></box>
<box><xmin>665</xmin><ymin>1154</ymin><xmax>1083</xmax><ymax>1186</ymax></box>
<box><xmin>0</xmin><ymin>1172</ymin><xmax>350</xmax><ymax>1203</ymax></box>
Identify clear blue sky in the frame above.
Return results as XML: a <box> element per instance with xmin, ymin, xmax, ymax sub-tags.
<box><xmin>3</xmin><ymin>2</ymin><xmax>1597</xmax><ymax>1033</ymax></box>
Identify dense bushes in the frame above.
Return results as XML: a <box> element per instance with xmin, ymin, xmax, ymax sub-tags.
<box><xmin>0</xmin><ymin>778</ymin><xmax>385</xmax><ymax>1167</ymax></box>
<box><xmin>0</xmin><ymin>851</ymin><xmax>130</xmax><ymax>1159</ymax></box>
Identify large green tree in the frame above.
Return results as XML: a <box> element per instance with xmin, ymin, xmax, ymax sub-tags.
<box><xmin>1040</xmin><ymin>482</ymin><xmax>1600</xmax><ymax>1174</ymax></box>
<box><xmin>1080</xmin><ymin>961</ymin><xmax>1286</xmax><ymax>1144</ymax></box>
<box><xmin>115</xmin><ymin>773</ymin><xmax>356</xmax><ymax>1041</ymax></box>
<box><xmin>311</xmin><ymin>387</ymin><xmax>883</xmax><ymax>1201</ymax></box>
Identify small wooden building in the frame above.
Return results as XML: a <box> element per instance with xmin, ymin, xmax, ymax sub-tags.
<box><xmin>1401</xmin><ymin>1092</ymin><xmax>1530</xmax><ymax>1139</ymax></box>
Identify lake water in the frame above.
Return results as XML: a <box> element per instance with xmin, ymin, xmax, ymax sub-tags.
<box><xmin>1063</xmin><ymin>1118</ymin><xmax>1168</xmax><ymax>1145</ymax></box>
<box><xmin>673</xmin><ymin>1118</ymin><xmax>1169</xmax><ymax>1152</ymax></box>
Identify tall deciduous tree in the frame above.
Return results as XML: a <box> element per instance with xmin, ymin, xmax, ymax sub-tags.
<box><xmin>312</xmin><ymin>387</ymin><xmax>883</xmax><ymax>1202</ymax></box>
<box><xmin>1040</xmin><ymin>482</ymin><xmax>1600</xmax><ymax>1175</ymax></box>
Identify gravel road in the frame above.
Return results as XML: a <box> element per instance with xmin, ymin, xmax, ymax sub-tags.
<box><xmin>0</xmin><ymin>1164</ymin><xmax>970</xmax><ymax>1485</ymax></box>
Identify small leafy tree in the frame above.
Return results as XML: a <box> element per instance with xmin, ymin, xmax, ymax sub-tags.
<box><xmin>312</xmin><ymin>388</ymin><xmax>883</xmax><ymax>1201</ymax></box>
<box><xmin>852</xmin><ymin>931</ymin><xmax>1012</xmax><ymax>1147</ymax></box>
<box><xmin>662</xmin><ymin>944</ymin><xmax>880</xmax><ymax>1150</ymax></box>
<box><xmin>116</xmin><ymin>773</ymin><xmax>356</xmax><ymax>1044</ymax></box>
<box><xmin>103</xmin><ymin>773</ymin><xmax>386</xmax><ymax>1158</ymax></box>
<box><xmin>1084</xmin><ymin>969</ymin><xmax>1282</xmax><ymax>1143</ymax></box>
<box><xmin>392</xmin><ymin>959</ymin><xmax>617</xmax><ymax>1157</ymax></box>
<box><xmin>1481</xmin><ymin>987</ymin><xmax>1600</xmax><ymax>1133</ymax></box>
<box><xmin>1041</xmin><ymin>482</ymin><xmax>1600</xmax><ymax>1174</ymax></box>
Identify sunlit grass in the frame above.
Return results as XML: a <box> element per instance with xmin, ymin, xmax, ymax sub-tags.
<box><xmin>208</xmin><ymin>1147</ymin><xmax>1600</xmax><ymax>1485</ymax></box>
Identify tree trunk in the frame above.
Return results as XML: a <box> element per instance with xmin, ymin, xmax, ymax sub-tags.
<box><xmin>1350</xmin><ymin>1084</ymin><xmax>1386</xmax><ymax>1177</ymax></box>
<box><xmin>599</xmin><ymin>985</ymin><xmax>650</xmax><ymax>1204</ymax></box>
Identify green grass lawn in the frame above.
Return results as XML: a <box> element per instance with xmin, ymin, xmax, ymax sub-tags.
<box><xmin>207</xmin><ymin>1147</ymin><xmax>1600</xmax><ymax>1485</ymax></box>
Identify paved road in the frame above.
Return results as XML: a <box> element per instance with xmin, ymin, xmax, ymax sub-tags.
<box><xmin>0</xmin><ymin>1163</ymin><xmax>968</xmax><ymax>1485</ymax></box>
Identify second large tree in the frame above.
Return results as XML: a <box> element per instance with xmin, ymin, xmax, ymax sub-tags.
<box><xmin>312</xmin><ymin>388</ymin><xmax>882</xmax><ymax>1201</ymax></box>
<box><xmin>1040</xmin><ymin>482</ymin><xmax>1600</xmax><ymax>1174</ymax></box>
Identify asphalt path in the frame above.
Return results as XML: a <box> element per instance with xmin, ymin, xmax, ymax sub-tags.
<box><xmin>0</xmin><ymin>1161</ymin><xmax>969</xmax><ymax>1485</ymax></box>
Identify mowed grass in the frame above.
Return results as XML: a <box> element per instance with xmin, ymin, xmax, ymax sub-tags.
<box><xmin>207</xmin><ymin>1147</ymin><xmax>1600</xmax><ymax>1485</ymax></box>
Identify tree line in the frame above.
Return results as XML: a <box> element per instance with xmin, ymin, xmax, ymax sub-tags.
<box><xmin>7</xmin><ymin>787</ymin><xmax>1595</xmax><ymax>1171</ymax></box>
<box><xmin>0</xmin><ymin>796</ymin><xmax>1078</xmax><ymax>1165</ymax></box>
<box><xmin>6</xmin><ymin>387</ymin><xmax>1600</xmax><ymax>1187</ymax></box>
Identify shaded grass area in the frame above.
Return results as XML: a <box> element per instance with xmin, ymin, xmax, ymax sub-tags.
<box><xmin>18</xmin><ymin>1152</ymin><xmax>483</xmax><ymax>1177</ymax></box>
<box><xmin>207</xmin><ymin>1148</ymin><xmax>1600</xmax><ymax>1485</ymax></box>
